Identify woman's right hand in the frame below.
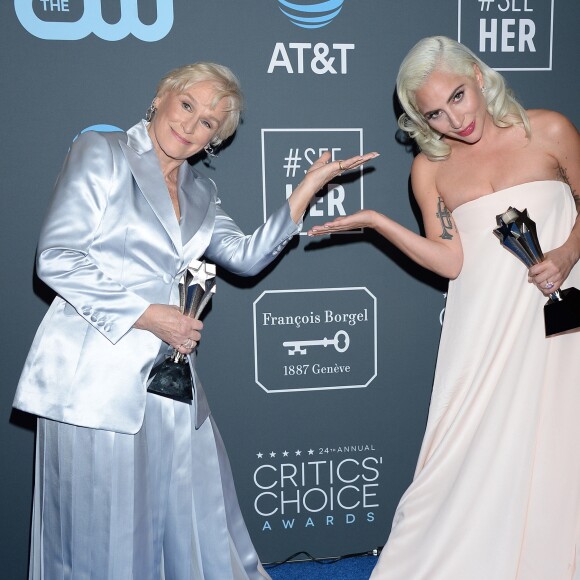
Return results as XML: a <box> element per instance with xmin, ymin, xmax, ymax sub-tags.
<box><xmin>308</xmin><ymin>210</ymin><xmax>379</xmax><ymax>236</ymax></box>
<box><xmin>133</xmin><ymin>304</ymin><xmax>203</xmax><ymax>354</ymax></box>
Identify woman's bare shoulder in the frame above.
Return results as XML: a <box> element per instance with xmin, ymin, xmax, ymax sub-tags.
<box><xmin>527</xmin><ymin>109</ymin><xmax>578</xmax><ymax>140</ymax></box>
<box><xmin>410</xmin><ymin>152</ymin><xmax>442</xmax><ymax>199</ymax></box>
<box><xmin>411</xmin><ymin>151</ymin><xmax>440</xmax><ymax>177</ymax></box>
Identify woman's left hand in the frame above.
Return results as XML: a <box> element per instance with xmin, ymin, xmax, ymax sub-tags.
<box><xmin>304</xmin><ymin>151</ymin><xmax>379</xmax><ymax>191</ymax></box>
<box><xmin>528</xmin><ymin>245</ymin><xmax>577</xmax><ymax>296</ymax></box>
<box><xmin>287</xmin><ymin>151</ymin><xmax>379</xmax><ymax>223</ymax></box>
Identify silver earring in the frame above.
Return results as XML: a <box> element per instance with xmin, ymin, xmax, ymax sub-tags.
<box><xmin>481</xmin><ymin>86</ymin><xmax>487</xmax><ymax>94</ymax></box>
<box><xmin>145</xmin><ymin>100</ymin><xmax>156</xmax><ymax>122</ymax></box>
<box><xmin>204</xmin><ymin>144</ymin><xmax>217</xmax><ymax>157</ymax></box>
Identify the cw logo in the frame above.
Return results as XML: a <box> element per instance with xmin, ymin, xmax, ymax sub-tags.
<box><xmin>15</xmin><ymin>0</ymin><xmax>174</xmax><ymax>42</ymax></box>
<box><xmin>277</xmin><ymin>0</ymin><xmax>345</xmax><ymax>29</ymax></box>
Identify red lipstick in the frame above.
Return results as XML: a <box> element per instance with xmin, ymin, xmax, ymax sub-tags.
<box><xmin>458</xmin><ymin>121</ymin><xmax>475</xmax><ymax>137</ymax></box>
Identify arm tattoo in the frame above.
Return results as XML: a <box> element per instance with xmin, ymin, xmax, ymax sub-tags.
<box><xmin>558</xmin><ymin>166</ymin><xmax>580</xmax><ymax>210</ymax></box>
<box><xmin>435</xmin><ymin>196</ymin><xmax>454</xmax><ymax>240</ymax></box>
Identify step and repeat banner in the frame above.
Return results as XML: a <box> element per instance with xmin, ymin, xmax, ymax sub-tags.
<box><xmin>1</xmin><ymin>0</ymin><xmax>578</xmax><ymax>575</ymax></box>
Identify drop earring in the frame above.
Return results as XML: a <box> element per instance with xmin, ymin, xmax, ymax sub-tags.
<box><xmin>145</xmin><ymin>100</ymin><xmax>156</xmax><ymax>122</ymax></box>
<box><xmin>204</xmin><ymin>144</ymin><xmax>217</xmax><ymax>157</ymax></box>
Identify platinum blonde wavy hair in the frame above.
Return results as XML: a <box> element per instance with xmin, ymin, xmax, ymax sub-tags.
<box><xmin>396</xmin><ymin>36</ymin><xmax>530</xmax><ymax>160</ymax></box>
<box><xmin>155</xmin><ymin>62</ymin><xmax>243</xmax><ymax>146</ymax></box>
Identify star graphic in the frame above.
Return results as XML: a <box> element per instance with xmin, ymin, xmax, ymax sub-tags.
<box><xmin>256</xmin><ymin>452</ymin><xmax>263</xmax><ymax>459</ymax></box>
<box><xmin>188</xmin><ymin>259</ymin><xmax>216</xmax><ymax>286</ymax></box>
<box><xmin>182</xmin><ymin>260</ymin><xmax>217</xmax><ymax>317</ymax></box>
<box><xmin>283</xmin><ymin>451</ymin><xmax>289</xmax><ymax>457</ymax></box>
<box><xmin>308</xmin><ymin>449</ymin><xmax>314</xmax><ymax>455</ymax></box>
<box><xmin>295</xmin><ymin>450</ymin><xmax>302</xmax><ymax>456</ymax></box>
<box><xmin>269</xmin><ymin>451</ymin><xmax>276</xmax><ymax>458</ymax></box>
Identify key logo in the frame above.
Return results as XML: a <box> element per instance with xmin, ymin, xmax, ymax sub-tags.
<box><xmin>276</xmin><ymin>0</ymin><xmax>345</xmax><ymax>29</ymax></box>
<box><xmin>283</xmin><ymin>330</ymin><xmax>350</xmax><ymax>356</ymax></box>
<box><xmin>253</xmin><ymin>288</ymin><xmax>377</xmax><ymax>393</ymax></box>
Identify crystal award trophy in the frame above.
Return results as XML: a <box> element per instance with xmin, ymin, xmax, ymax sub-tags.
<box><xmin>493</xmin><ymin>207</ymin><xmax>580</xmax><ymax>336</ymax></box>
<box><xmin>147</xmin><ymin>260</ymin><xmax>216</xmax><ymax>403</ymax></box>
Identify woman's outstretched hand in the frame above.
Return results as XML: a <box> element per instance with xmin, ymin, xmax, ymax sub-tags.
<box><xmin>287</xmin><ymin>151</ymin><xmax>379</xmax><ymax>223</ymax></box>
<box><xmin>308</xmin><ymin>209</ymin><xmax>379</xmax><ymax>236</ymax></box>
<box><xmin>304</xmin><ymin>151</ymin><xmax>379</xmax><ymax>191</ymax></box>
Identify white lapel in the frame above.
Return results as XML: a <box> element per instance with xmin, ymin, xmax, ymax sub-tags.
<box><xmin>178</xmin><ymin>163</ymin><xmax>216</xmax><ymax>257</ymax></box>
<box><xmin>120</xmin><ymin>121</ymin><xmax>183</xmax><ymax>253</ymax></box>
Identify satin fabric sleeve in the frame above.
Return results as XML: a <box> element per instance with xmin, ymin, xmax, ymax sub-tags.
<box><xmin>36</xmin><ymin>131</ymin><xmax>151</xmax><ymax>344</ymax></box>
<box><xmin>205</xmin><ymin>198</ymin><xmax>302</xmax><ymax>277</ymax></box>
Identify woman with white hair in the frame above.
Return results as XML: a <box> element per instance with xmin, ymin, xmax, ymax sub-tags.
<box><xmin>310</xmin><ymin>36</ymin><xmax>580</xmax><ymax>579</ymax></box>
<box><xmin>13</xmin><ymin>61</ymin><xmax>377</xmax><ymax>579</ymax></box>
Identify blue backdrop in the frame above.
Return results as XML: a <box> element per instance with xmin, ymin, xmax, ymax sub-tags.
<box><xmin>1</xmin><ymin>0</ymin><xmax>578</xmax><ymax>576</ymax></box>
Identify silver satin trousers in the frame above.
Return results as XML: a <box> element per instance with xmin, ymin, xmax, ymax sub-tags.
<box><xmin>29</xmin><ymin>393</ymin><xmax>270</xmax><ymax>580</ymax></box>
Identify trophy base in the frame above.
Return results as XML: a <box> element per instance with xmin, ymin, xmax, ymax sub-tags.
<box><xmin>147</xmin><ymin>359</ymin><xmax>193</xmax><ymax>404</ymax></box>
<box><xmin>544</xmin><ymin>287</ymin><xmax>580</xmax><ymax>337</ymax></box>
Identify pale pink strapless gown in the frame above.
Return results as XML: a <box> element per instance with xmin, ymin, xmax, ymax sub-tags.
<box><xmin>371</xmin><ymin>181</ymin><xmax>580</xmax><ymax>580</ymax></box>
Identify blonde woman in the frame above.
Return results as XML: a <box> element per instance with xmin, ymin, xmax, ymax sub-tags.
<box><xmin>311</xmin><ymin>36</ymin><xmax>580</xmax><ymax>579</ymax></box>
<box><xmin>14</xmin><ymin>62</ymin><xmax>377</xmax><ymax>579</ymax></box>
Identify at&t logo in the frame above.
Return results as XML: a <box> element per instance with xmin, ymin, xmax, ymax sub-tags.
<box><xmin>269</xmin><ymin>0</ymin><xmax>354</xmax><ymax>74</ymax></box>
<box><xmin>268</xmin><ymin>42</ymin><xmax>354</xmax><ymax>74</ymax></box>
<box><xmin>277</xmin><ymin>0</ymin><xmax>345</xmax><ymax>29</ymax></box>
<box><xmin>15</xmin><ymin>0</ymin><xmax>174</xmax><ymax>41</ymax></box>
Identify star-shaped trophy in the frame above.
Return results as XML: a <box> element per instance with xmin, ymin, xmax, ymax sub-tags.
<box><xmin>493</xmin><ymin>207</ymin><xmax>580</xmax><ymax>336</ymax></box>
<box><xmin>147</xmin><ymin>260</ymin><xmax>217</xmax><ymax>403</ymax></box>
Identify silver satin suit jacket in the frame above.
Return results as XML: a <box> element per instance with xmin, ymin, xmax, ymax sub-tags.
<box><xmin>14</xmin><ymin>120</ymin><xmax>300</xmax><ymax>434</ymax></box>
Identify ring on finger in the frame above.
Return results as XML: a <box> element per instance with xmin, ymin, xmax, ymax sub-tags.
<box><xmin>545</xmin><ymin>281</ymin><xmax>554</xmax><ymax>290</ymax></box>
<box><xmin>182</xmin><ymin>338</ymin><xmax>193</xmax><ymax>349</ymax></box>
<box><xmin>338</xmin><ymin>160</ymin><xmax>345</xmax><ymax>172</ymax></box>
